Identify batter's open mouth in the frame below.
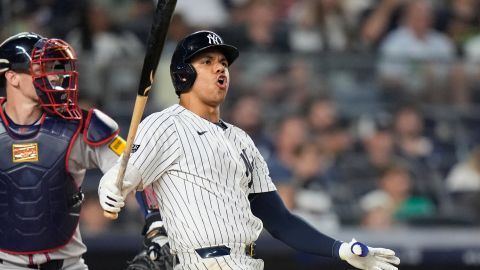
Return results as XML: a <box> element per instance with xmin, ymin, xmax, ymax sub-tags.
<box><xmin>217</xmin><ymin>76</ymin><xmax>226</xmax><ymax>86</ymax></box>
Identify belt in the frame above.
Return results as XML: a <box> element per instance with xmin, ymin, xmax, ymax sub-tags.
<box><xmin>194</xmin><ymin>243</ymin><xmax>256</xmax><ymax>259</ymax></box>
<box><xmin>27</xmin><ymin>259</ymin><xmax>64</xmax><ymax>270</ymax></box>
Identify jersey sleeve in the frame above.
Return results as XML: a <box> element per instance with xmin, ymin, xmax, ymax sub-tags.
<box><xmin>241</xmin><ymin>129</ymin><xmax>276</xmax><ymax>194</ymax></box>
<box><xmin>68</xmin><ymin>134</ymin><xmax>123</xmax><ymax>185</ymax></box>
<box><xmin>129</xmin><ymin>113</ymin><xmax>181</xmax><ymax>188</ymax></box>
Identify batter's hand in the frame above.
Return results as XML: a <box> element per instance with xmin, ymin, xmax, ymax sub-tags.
<box><xmin>339</xmin><ymin>238</ymin><xmax>400</xmax><ymax>270</ymax></box>
<box><xmin>99</xmin><ymin>163</ymin><xmax>143</xmax><ymax>213</ymax></box>
<box><xmin>98</xmin><ymin>172</ymin><xmax>125</xmax><ymax>213</ymax></box>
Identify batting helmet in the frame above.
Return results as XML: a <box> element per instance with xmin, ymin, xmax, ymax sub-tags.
<box><xmin>170</xmin><ymin>30</ymin><xmax>239</xmax><ymax>96</ymax></box>
<box><xmin>0</xmin><ymin>32</ymin><xmax>80</xmax><ymax>119</ymax></box>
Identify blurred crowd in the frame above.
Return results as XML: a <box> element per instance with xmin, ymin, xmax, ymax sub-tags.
<box><xmin>4</xmin><ymin>0</ymin><xmax>480</xmax><ymax>235</ymax></box>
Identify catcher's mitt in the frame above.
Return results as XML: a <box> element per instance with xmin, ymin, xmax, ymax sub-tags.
<box><xmin>125</xmin><ymin>250</ymin><xmax>163</xmax><ymax>270</ymax></box>
<box><xmin>126</xmin><ymin>225</ymin><xmax>175</xmax><ymax>270</ymax></box>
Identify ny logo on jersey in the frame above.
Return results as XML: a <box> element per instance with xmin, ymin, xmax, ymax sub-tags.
<box><xmin>240</xmin><ymin>149</ymin><xmax>254</xmax><ymax>188</ymax></box>
<box><xmin>207</xmin><ymin>33</ymin><xmax>221</xmax><ymax>45</ymax></box>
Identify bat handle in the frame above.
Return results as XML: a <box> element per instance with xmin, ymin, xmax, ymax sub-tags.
<box><xmin>103</xmin><ymin>95</ymin><xmax>149</xmax><ymax>220</ymax></box>
<box><xmin>103</xmin><ymin>211</ymin><xmax>118</xmax><ymax>219</ymax></box>
<box><xmin>102</xmin><ymin>147</ymin><xmax>130</xmax><ymax>220</ymax></box>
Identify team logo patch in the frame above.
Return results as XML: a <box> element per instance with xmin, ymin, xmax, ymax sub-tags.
<box><xmin>109</xmin><ymin>136</ymin><xmax>126</xmax><ymax>156</ymax></box>
<box><xmin>131</xmin><ymin>144</ymin><xmax>140</xmax><ymax>153</ymax></box>
<box><xmin>12</xmin><ymin>143</ymin><xmax>39</xmax><ymax>162</ymax></box>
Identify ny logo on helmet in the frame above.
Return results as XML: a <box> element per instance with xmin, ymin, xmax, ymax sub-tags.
<box><xmin>207</xmin><ymin>33</ymin><xmax>221</xmax><ymax>45</ymax></box>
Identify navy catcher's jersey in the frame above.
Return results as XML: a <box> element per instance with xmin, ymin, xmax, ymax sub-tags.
<box><xmin>129</xmin><ymin>104</ymin><xmax>277</xmax><ymax>252</ymax></box>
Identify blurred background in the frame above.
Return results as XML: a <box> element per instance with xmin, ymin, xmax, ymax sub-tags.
<box><xmin>3</xmin><ymin>0</ymin><xmax>480</xmax><ymax>269</ymax></box>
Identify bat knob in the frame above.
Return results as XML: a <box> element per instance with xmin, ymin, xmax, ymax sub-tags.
<box><xmin>103</xmin><ymin>210</ymin><xmax>119</xmax><ymax>220</ymax></box>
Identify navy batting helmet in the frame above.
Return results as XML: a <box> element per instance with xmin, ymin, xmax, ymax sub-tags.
<box><xmin>0</xmin><ymin>32</ymin><xmax>44</xmax><ymax>73</ymax></box>
<box><xmin>170</xmin><ymin>30</ymin><xmax>239</xmax><ymax>96</ymax></box>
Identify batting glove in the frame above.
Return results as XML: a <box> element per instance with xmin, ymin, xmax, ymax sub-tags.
<box><xmin>98</xmin><ymin>163</ymin><xmax>142</xmax><ymax>213</ymax></box>
<box><xmin>98</xmin><ymin>169</ymin><xmax>125</xmax><ymax>213</ymax></box>
<box><xmin>339</xmin><ymin>238</ymin><xmax>400</xmax><ymax>270</ymax></box>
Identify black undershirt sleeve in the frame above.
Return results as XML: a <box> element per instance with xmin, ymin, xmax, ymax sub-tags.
<box><xmin>249</xmin><ymin>191</ymin><xmax>343</xmax><ymax>258</ymax></box>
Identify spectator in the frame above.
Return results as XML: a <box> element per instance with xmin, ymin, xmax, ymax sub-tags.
<box><xmin>359</xmin><ymin>190</ymin><xmax>395</xmax><ymax>230</ymax></box>
<box><xmin>268</xmin><ymin>115</ymin><xmax>309</xmax><ymax>209</ymax></box>
<box><xmin>435</xmin><ymin>0</ymin><xmax>480</xmax><ymax>57</ymax></box>
<box><xmin>219</xmin><ymin>0</ymin><xmax>290</xmax><ymax>53</ymax></box>
<box><xmin>360</xmin><ymin>163</ymin><xmax>436</xmax><ymax>229</ymax></box>
<box><xmin>462</xmin><ymin>17</ymin><xmax>480</xmax><ymax>104</ymax></box>
<box><xmin>151</xmin><ymin>13</ymin><xmax>194</xmax><ymax>110</ymax></box>
<box><xmin>330</xmin><ymin>116</ymin><xmax>399</xmax><ymax>224</ymax></box>
<box><xmin>377</xmin><ymin>0</ymin><xmax>456</xmax><ymax>106</ymax></box>
<box><xmin>391</xmin><ymin>105</ymin><xmax>443</xmax><ymax>203</ymax></box>
<box><xmin>228</xmin><ymin>94</ymin><xmax>275</xmax><ymax>161</ymax></box>
<box><xmin>65</xmin><ymin>1</ymin><xmax>144</xmax><ymax>107</ymax></box>
<box><xmin>174</xmin><ymin>0</ymin><xmax>230</xmax><ymax>28</ymax></box>
<box><xmin>288</xmin><ymin>0</ymin><xmax>352</xmax><ymax>53</ymax></box>
<box><xmin>317</xmin><ymin>119</ymin><xmax>354</xmax><ymax>169</ymax></box>
<box><xmin>336</xmin><ymin>117</ymin><xmax>397</xmax><ymax>195</ymax></box>
<box><xmin>358</xmin><ymin>0</ymin><xmax>403</xmax><ymax>50</ymax></box>
<box><xmin>284</xmin><ymin>57</ymin><xmax>318</xmax><ymax>111</ymax></box>
<box><xmin>392</xmin><ymin>105</ymin><xmax>433</xmax><ymax>162</ymax></box>
<box><xmin>290</xmin><ymin>140</ymin><xmax>340</xmax><ymax>231</ymax></box>
<box><xmin>446</xmin><ymin>145</ymin><xmax>480</xmax><ymax>222</ymax></box>
<box><xmin>306</xmin><ymin>97</ymin><xmax>338</xmax><ymax>136</ymax></box>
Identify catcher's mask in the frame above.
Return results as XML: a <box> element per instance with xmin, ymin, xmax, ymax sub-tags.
<box><xmin>31</xmin><ymin>38</ymin><xmax>80</xmax><ymax>120</ymax></box>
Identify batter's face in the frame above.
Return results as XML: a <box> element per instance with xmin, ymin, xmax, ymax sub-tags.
<box><xmin>189</xmin><ymin>49</ymin><xmax>230</xmax><ymax>106</ymax></box>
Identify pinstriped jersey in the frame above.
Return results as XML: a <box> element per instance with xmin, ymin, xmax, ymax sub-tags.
<box><xmin>130</xmin><ymin>104</ymin><xmax>277</xmax><ymax>252</ymax></box>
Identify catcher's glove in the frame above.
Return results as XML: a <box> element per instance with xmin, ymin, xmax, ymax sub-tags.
<box><xmin>125</xmin><ymin>250</ymin><xmax>163</xmax><ymax>270</ymax></box>
<box><xmin>144</xmin><ymin>224</ymin><xmax>175</xmax><ymax>270</ymax></box>
<box><xmin>126</xmin><ymin>221</ymin><xmax>175</xmax><ymax>270</ymax></box>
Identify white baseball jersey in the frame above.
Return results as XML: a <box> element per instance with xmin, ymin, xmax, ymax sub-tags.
<box><xmin>0</xmin><ymin>134</ymin><xmax>121</xmax><ymax>269</ymax></box>
<box><xmin>129</xmin><ymin>104</ymin><xmax>277</xmax><ymax>269</ymax></box>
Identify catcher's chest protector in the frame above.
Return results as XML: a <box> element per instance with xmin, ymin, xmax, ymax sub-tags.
<box><xmin>0</xmin><ymin>111</ymin><xmax>81</xmax><ymax>254</ymax></box>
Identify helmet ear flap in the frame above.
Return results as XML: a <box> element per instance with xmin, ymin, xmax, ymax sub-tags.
<box><xmin>172</xmin><ymin>63</ymin><xmax>196</xmax><ymax>96</ymax></box>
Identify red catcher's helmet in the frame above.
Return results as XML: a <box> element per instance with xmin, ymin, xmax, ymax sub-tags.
<box><xmin>31</xmin><ymin>38</ymin><xmax>80</xmax><ymax>120</ymax></box>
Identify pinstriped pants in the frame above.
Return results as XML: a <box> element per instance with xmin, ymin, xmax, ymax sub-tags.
<box><xmin>174</xmin><ymin>255</ymin><xmax>264</xmax><ymax>270</ymax></box>
<box><xmin>175</xmin><ymin>250</ymin><xmax>264</xmax><ymax>270</ymax></box>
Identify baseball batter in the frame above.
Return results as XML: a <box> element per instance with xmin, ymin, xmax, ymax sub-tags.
<box><xmin>99</xmin><ymin>30</ymin><xmax>401</xmax><ymax>270</ymax></box>
<box><xmin>0</xmin><ymin>32</ymin><xmax>132</xmax><ymax>270</ymax></box>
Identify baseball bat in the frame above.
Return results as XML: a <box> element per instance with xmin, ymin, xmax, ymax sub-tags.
<box><xmin>104</xmin><ymin>0</ymin><xmax>177</xmax><ymax>219</ymax></box>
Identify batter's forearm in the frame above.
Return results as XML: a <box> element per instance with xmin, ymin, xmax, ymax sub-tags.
<box><xmin>250</xmin><ymin>191</ymin><xmax>342</xmax><ymax>258</ymax></box>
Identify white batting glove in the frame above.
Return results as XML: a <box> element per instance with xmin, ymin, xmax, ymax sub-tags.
<box><xmin>98</xmin><ymin>163</ymin><xmax>143</xmax><ymax>213</ymax></box>
<box><xmin>98</xmin><ymin>167</ymin><xmax>125</xmax><ymax>213</ymax></box>
<box><xmin>339</xmin><ymin>238</ymin><xmax>400</xmax><ymax>270</ymax></box>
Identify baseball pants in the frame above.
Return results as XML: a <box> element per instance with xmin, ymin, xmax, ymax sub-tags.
<box><xmin>174</xmin><ymin>245</ymin><xmax>264</xmax><ymax>270</ymax></box>
<box><xmin>0</xmin><ymin>256</ymin><xmax>87</xmax><ymax>270</ymax></box>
